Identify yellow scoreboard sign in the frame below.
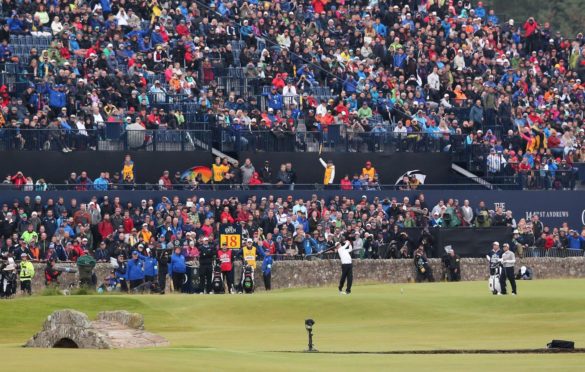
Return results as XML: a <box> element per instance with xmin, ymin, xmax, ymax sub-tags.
<box><xmin>219</xmin><ymin>224</ymin><xmax>242</xmax><ymax>249</ymax></box>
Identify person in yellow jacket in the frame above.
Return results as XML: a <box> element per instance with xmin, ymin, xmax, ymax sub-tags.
<box><xmin>19</xmin><ymin>253</ymin><xmax>35</xmax><ymax>295</ymax></box>
<box><xmin>319</xmin><ymin>157</ymin><xmax>335</xmax><ymax>186</ymax></box>
<box><xmin>242</xmin><ymin>238</ymin><xmax>259</xmax><ymax>269</ymax></box>
<box><xmin>212</xmin><ymin>157</ymin><xmax>230</xmax><ymax>184</ymax></box>
<box><xmin>361</xmin><ymin>161</ymin><xmax>376</xmax><ymax>181</ymax></box>
<box><xmin>122</xmin><ymin>154</ymin><xmax>135</xmax><ymax>183</ymax></box>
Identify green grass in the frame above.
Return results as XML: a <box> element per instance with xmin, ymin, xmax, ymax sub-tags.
<box><xmin>2</xmin><ymin>280</ymin><xmax>585</xmax><ymax>371</ymax></box>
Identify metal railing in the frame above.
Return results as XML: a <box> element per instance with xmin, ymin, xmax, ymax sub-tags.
<box><xmin>0</xmin><ymin>181</ymin><xmax>519</xmax><ymax>192</ymax></box>
<box><xmin>0</xmin><ymin>128</ymin><xmax>212</xmax><ymax>152</ymax></box>
<box><xmin>213</xmin><ymin>126</ymin><xmax>466</xmax><ymax>154</ymax></box>
<box><xmin>521</xmin><ymin>247</ymin><xmax>584</xmax><ymax>258</ymax></box>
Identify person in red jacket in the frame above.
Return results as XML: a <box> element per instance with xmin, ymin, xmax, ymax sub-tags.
<box><xmin>11</xmin><ymin>171</ymin><xmax>27</xmax><ymax>188</ymax></box>
<box><xmin>98</xmin><ymin>214</ymin><xmax>115</xmax><ymax>240</ymax></box>
<box><xmin>123</xmin><ymin>211</ymin><xmax>134</xmax><ymax>233</ymax></box>
<box><xmin>340</xmin><ymin>175</ymin><xmax>352</xmax><ymax>190</ymax></box>
<box><xmin>217</xmin><ymin>244</ymin><xmax>234</xmax><ymax>293</ymax></box>
<box><xmin>220</xmin><ymin>207</ymin><xmax>235</xmax><ymax>224</ymax></box>
<box><xmin>248</xmin><ymin>172</ymin><xmax>262</xmax><ymax>186</ymax></box>
<box><xmin>262</xmin><ymin>233</ymin><xmax>276</xmax><ymax>255</ymax></box>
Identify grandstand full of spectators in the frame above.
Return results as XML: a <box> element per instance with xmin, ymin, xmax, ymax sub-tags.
<box><xmin>0</xmin><ymin>0</ymin><xmax>583</xmax><ymax>183</ymax></box>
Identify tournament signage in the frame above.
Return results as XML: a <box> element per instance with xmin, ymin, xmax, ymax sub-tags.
<box><xmin>219</xmin><ymin>224</ymin><xmax>242</xmax><ymax>249</ymax></box>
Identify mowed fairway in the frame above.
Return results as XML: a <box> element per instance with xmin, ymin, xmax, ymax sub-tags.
<box><xmin>1</xmin><ymin>280</ymin><xmax>585</xmax><ymax>371</ymax></box>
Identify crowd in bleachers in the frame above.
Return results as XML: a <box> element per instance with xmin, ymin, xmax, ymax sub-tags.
<box><xmin>1</xmin><ymin>191</ymin><xmax>584</xmax><ymax>268</ymax></box>
<box><xmin>0</xmin><ymin>1</ymin><xmax>583</xmax><ymax>178</ymax></box>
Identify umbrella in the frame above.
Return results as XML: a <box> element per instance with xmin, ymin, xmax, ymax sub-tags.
<box><xmin>181</xmin><ymin>166</ymin><xmax>212</xmax><ymax>183</ymax></box>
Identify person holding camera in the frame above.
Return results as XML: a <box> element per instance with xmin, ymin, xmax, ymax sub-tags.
<box><xmin>336</xmin><ymin>240</ymin><xmax>353</xmax><ymax>295</ymax></box>
<box><xmin>44</xmin><ymin>258</ymin><xmax>61</xmax><ymax>286</ymax></box>
<box><xmin>414</xmin><ymin>246</ymin><xmax>434</xmax><ymax>282</ymax></box>
<box><xmin>443</xmin><ymin>247</ymin><xmax>461</xmax><ymax>282</ymax></box>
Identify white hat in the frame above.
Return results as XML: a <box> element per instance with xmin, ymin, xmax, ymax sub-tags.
<box><xmin>246</xmin><ymin>238</ymin><xmax>253</xmax><ymax>243</ymax></box>
<box><xmin>493</xmin><ymin>241</ymin><xmax>500</xmax><ymax>246</ymax></box>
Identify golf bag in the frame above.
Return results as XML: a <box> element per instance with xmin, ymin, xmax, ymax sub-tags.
<box><xmin>212</xmin><ymin>263</ymin><xmax>224</xmax><ymax>294</ymax></box>
<box><xmin>185</xmin><ymin>263</ymin><xmax>200</xmax><ymax>294</ymax></box>
<box><xmin>241</xmin><ymin>265</ymin><xmax>254</xmax><ymax>294</ymax></box>
<box><xmin>488</xmin><ymin>256</ymin><xmax>502</xmax><ymax>295</ymax></box>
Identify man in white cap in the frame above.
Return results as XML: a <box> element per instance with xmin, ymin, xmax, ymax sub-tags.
<box><xmin>19</xmin><ymin>253</ymin><xmax>35</xmax><ymax>295</ymax></box>
<box><xmin>499</xmin><ymin>243</ymin><xmax>517</xmax><ymax>295</ymax></box>
<box><xmin>1</xmin><ymin>257</ymin><xmax>18</xmax><ymax>298</ymax></box>
<box><xmin>336</xmin><ymin>240</ymin><xmax>354</xmax><ymax>295</ymax></box>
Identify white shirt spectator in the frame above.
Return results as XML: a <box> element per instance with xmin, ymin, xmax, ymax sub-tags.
<box><xmin>428</xmin><ymin>71</ymin><xmax>440</xmax><ymax>91</ymax></box>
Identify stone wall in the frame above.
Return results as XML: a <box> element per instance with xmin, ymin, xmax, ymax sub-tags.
<box><xmin>21</xmin><ymin>257</ymin><xmax>585</xmax><ymax>295</ymax></box>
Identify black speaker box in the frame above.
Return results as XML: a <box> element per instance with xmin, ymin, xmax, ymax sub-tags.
<box><xmin>547</xmin><ymin>340</ymin><xmax>575</xmax><ymax>349</ymax></box>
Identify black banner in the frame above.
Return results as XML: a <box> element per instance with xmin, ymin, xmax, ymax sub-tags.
<box><xmin>238</xmin><ymin>152</ymin><xmax>452</xmax><ymax>185</ymax></box>
<box><xmin>0</xmin><ymin>151</ymin><xmax>213</xmax><ymax>184</ymax></box>
<box><xmin>430</xmin><ymin>227</ymin><xmax>514</xmax><ymax>258</ymax></box>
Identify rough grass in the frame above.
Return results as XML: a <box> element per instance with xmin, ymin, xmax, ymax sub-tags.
<box><xmin>1</xmin><ymin>280</ymin><xmax>585</xmax><ymax>371</ymax></box>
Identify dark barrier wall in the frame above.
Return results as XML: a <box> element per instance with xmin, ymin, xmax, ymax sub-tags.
<box><xmin>1</xmin><ymin>190</ymin><xmax>583</xmax><ymax>229</ymax></box>
<box><xmin>0</xmin><ymin>151</ymin><xmax>213</xmax><ymax>183</ymax></box>
<box><xmin>430</xmin><ymin>227</ymin><xmax>514</xmax><ymax>257</ymax></box>
<box><xmin>239</xmin><ymin>152</ymin><xmax>452</xmax><ymax>184</ymax></box>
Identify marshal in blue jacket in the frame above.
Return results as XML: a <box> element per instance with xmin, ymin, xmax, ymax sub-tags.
<box><xmin>168</xmin><ymin>252</ymin><xmax>186</xmax><ymax>275</ymax></box>
<box><xmin>127</xmin><ymin>257</ymin><xmax>145</xmax><ymax>281</ymax></box>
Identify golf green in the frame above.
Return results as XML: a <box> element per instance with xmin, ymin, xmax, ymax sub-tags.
<box><xmin>1</xmin><ymin>279</ymin><xmax>585</xmax><ymax>371</ymax></box>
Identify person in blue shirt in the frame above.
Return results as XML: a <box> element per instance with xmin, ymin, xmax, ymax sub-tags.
<box><xmin>48</xmin><ymin>85</ymin><xmax>67</xmax><ymax>111</ymax></box>
<box><xmin>266</xmin><ymin>87</ymin><xmax>283</xmax><ymax>111</ymax></box>
<box><xmin>114</xmin><ymin>254</ymin><xmax>128</xmax><ymax>292</ymax></box>
<box><xmin>93</xmin><ymin>172</ymin><xmax>109</xmax><ymax>191</ymax></box>
<box><xmin>261</xmin><ymin>249</ymin><xmax>273</xmax><ymax>290</ymax></box>
<box><xmin>567</xmin><ymin>231</ymin><xmax>585</xmax><ymax>250</ymax></box>
<box><xmin>487</xmin><ymin>9</ymin><xmax>499</xmax><ymax>25</ymax></box>
<box><xmin>373</xmin><ymin>18</ymin><xmax>387</xmax><ymax>37</ymax></box>
<box><xmin>393</xmin><ymin>48</ymin><xmax>406</xmax><ymax>70</ymax></box>
<box><xmin>168</xmin><ymin>247</ymin><xmax>187</xmax><ymax>293</ymax></box>
<box><xmin>474</xmin><ymin>2</ymin><xmax>486</xmax><ymax>19</ymax></box>
<box><xmin>343</xmin><ymin>75</ymin><xmax>357</xmax><ymax>94</ymax></box>
<box><xmin>127</xmin><ymin>250</ymin><xmax>145</xmax><ymax>290</ymax></box>
<box><xmin>143</xmin><ymin>248</ymin><xmax>159</xmax><ymax>285</ymax></box>
<box><xmin>302</xmin><ymin>233</ymin><xmax>318</xmax><ymax>256</ymax></box>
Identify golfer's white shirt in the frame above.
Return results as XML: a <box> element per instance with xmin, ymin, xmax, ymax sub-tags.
<box><xmin>338</xmin><ymin>242</ymin><xmax>353</xmax><ymax>264</ymax></box>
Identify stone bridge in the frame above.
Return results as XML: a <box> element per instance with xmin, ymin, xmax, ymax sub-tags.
<box><xmin>25</xmin><ymin>310</ymin><xmax>169</xmax><ymax>349</ymax></box>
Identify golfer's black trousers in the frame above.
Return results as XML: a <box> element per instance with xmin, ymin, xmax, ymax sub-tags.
<box><xmin>199</xmin><ymin>265</ymin><xmax>213</xmax><ymax>293</ymax></box>
<box><xmin>339</xmin><ymin>264</ymin><xmax>353</xmax><ymax>293</ymax></box>
<box><xmin>222</xmin><ymin>270</ymin><xmax>234</xmax><ymax>292</ymax></box>
<box><xmin>500</xmin><ymin>267</ymin><xmax>517</xmax><ymax>294</ymax></box>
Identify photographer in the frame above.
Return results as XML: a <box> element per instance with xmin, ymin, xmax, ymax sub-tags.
<box><xmin>1</xmin><ymin>257</ymin><xmax>17</xmax><ymax>298</ymax></box>
<box><xmin>44</xmin><ymin>258</ymin><xmax>61</xmax><ymax>286</ymax></box>
<box><xmin>443</xmin><ymin>247</ymin><xmax>461</xmax><ymax>282</ymax></box>
<box><xmin>414</xmin><ymin>246</ymin><xmax>434</xmax><ymax>282</ymax></box>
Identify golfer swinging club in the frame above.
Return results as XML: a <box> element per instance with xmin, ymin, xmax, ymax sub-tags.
<box><xmin>336</xmin><ymin>240</ymin><xmax>353</xmax><ymax>295</ymax></box>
